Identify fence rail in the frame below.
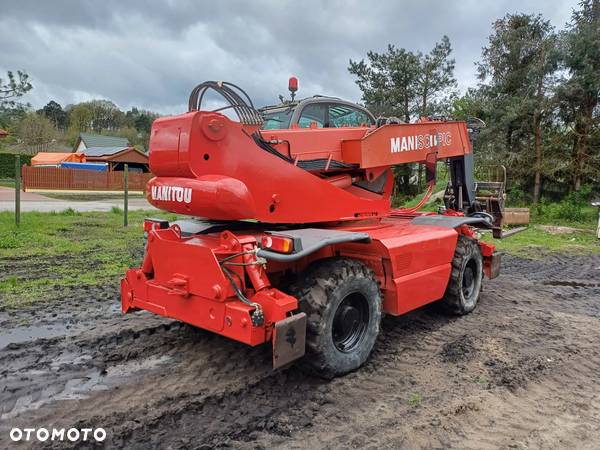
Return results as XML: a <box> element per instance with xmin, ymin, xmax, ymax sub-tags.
<box><xmin>21</xmin><ymin>166</ymin><xmax>153</xmax><ymax>191</ymax></box>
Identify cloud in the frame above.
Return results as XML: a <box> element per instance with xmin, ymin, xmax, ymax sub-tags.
<box><xmin>0</xmin><ymin>0</ymin><xmax>579</xmax><ymax>114</ymax></box>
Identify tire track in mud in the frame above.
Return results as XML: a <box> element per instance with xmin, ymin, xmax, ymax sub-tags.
<box><xmin>0</xmin><ymin>285</ymin><xmax>122</xmax><ymax>347</ymax></box>
<box><xmin>0</xmin><ymin>254</ymin><xmax>599</xmax><ymax>449</ymax></box>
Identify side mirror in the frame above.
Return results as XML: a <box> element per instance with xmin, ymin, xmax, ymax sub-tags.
<box><xmin>425</xmin><ymin>152</ymin><xmax>437</xmax><ymax>183</ymax></box>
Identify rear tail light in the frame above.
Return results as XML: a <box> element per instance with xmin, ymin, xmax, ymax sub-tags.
<box><xmin>261</xmin><ymin>234</ymin><xmax>294</xmax><ymax>254</ymax></box>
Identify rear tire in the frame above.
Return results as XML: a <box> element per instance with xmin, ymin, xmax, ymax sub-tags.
<box><xmin>440</xmin><ymin>235</ymin><xmax>483</xmax><ymax>315</ymax></box>
<box><xmin>288</xmin><ymin>258</ymin><xmax>382</xmax><ymax>378</ymax></box>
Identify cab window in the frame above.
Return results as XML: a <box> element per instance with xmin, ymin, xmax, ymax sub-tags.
<box><xmin>262</xmin><ymin>109</ymin><xmax>293</xmax><ymax>130</ymax></box>
<box><xmin>329</xmin><ymin>104</ymin><xmax>372</xmax><ymax>127</ymax></box>
<box><xmin>298</xmin><ymin>103</ymin><xmax>326</xmax><ymax>128</ymax></box>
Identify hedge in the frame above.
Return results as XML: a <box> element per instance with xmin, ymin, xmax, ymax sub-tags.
<box><xmin>0</xmin><ymin>153</ymin><xmax>32</xmax><ymax>178</ymax></box>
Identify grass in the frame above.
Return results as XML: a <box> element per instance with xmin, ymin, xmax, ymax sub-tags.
<box><xmin>0</xmin><ymin>178</ymin><xmax>15</xmax><ymax>188</ymax></box>
<box><xmin>399</xmin><ymin>178</ymin><xmax>447</xmax><ymax>211</ymax></box>
<box><xmin>0</xmin><ymin>209</ymin><xmax>175</xmax><ymax>309</ymax></box>
<box><xmin>398</xmin><ymin>179</ymin><xmax>600</xmax><ymax>258</ymax></box>
<box><xmin>483</xmin><ymin>226</ymin><xmax>600</xmax><ymax>258</ymax></box>
<box><xmin>408</xmin><ymin>392</ymin><xmax>422</xmax><ymax>406</ymax></box>
<box><xmin>476</xmin><ymin>374</ymin><xmax>490</xmax><ymax>386</ymax></box>
<box><xmin>485</xmin><ymin>201</ymin><xmax>599</xmax><ymax>258</ymax></box>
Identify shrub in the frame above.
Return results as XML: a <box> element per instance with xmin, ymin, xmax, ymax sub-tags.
<box><xmin>545</xmin><ymin>201</ymin><xmax>584</xmax><ymax>222</ymax></box>
<box><xmin>506</xmin><ymin>186</ymin><xmax>527</xmax><ymax>206</ymax></box>
<box><xmin>60</xmin><ymin>208</ymin><xmax>79</xmax><ymax>216</ymax></box>
<box><xmin>0</xmin><ymin>153</ymin><xmax>33</xmax><ymax>178</ymax></box>
<box><xmin>533</xmin><ymin>198</ymin><xmax>597</xmax><ymax>224</ymax></box>
<box><xmin>565</xmin><ymin>185</ymin><xmax>592</xmax><ymax>206</ymax></box>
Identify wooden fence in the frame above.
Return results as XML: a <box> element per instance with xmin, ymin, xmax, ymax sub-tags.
<box><xmin>21</xmin><ymin>166</ymin><xmax>153</xmax><ymax>191</ymax></box>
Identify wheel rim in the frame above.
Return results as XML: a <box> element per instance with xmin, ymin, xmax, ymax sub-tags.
<box><xmin>462</xmin><ymin>259</ymin><xmax>477</xmax><ymax>299</ymax></box>
<box><xmin>332</xmin><ymin>292</ymin><xmax>369</xmax><ymax>353</ymax></box>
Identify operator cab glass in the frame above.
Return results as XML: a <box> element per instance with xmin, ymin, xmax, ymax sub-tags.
<box><xmin>298</xmin><ymin>102</ymin><xmax>373</xmax><ymax>128</ymax></box>
<box><xmin>261</xmin><ymin>101</ymin><xmax>374</xmax><ymax>130</ymax></box>
<box><xmin>328</xmin><ymin>104</ymin><xmax>373</xmax><ymax>127</ymax></box>
<box><xmin>262</xmin><ymin>109</ymin><xmax>293</xmax><ymax>130</ymax></box>
<box><xmin>298</xmin><ymin>103</ymin><xmax>326</xmax><ymax>128</ymax></box>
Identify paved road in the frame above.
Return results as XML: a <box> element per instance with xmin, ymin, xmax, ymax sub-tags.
<box><xmin>0</xmin><ymin>187</ymin><xmax>156</xmax><ymax>212</ymax></box>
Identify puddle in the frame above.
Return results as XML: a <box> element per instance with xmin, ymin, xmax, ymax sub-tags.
<box><xmin>0</xmin><ymin>324</ymin><xmax>73</xmax><ymax>350</ymax></box>
<box><xmin>104</xmin><ymin>354</ymin><xmax>172</xmax><ymax>377</ymax></box>
<box><xmin>1</xmin><ymin>354</ymin><xmax>172</xmax><ymax>419</ymax></box>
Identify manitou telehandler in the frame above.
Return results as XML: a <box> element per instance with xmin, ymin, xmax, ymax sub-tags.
<box><xmin>122</xmin><ymin>79</ymin><xmax>501</xmax><ymax>377</ymax></box>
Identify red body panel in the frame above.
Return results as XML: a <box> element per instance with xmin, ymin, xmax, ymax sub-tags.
<box><xmin>123</xmin><ymin>218</ymin><xmax>462</xmax><ymax>346</ymax></box>
<box><xmin>334</xmin><ymin>219</ymin><xmax>458</xmax><ymax>315</ymax></box>
<box><xmin>122</xmin><ymin>227</ymin><xmax>299</xmax><ymax>346</ymax></box>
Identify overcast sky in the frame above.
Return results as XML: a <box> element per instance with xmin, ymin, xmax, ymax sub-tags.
<box><xmin>0</xmin><ymin>0</ymin><xmax>579</xmax><ymax>114</ymax></box>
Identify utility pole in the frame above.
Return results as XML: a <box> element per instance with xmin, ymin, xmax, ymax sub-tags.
<box><xmin>15</xmin><ymin>155</ymin><xmax>20</xmax><ymax>226</ymax></box>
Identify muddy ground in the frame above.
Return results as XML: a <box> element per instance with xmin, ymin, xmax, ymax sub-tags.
<box><xmin>1</xmin><ymin>253</ymin><xmax>599</xmax><ymax>449</ymax></box>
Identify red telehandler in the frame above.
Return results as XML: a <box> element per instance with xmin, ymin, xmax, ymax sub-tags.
<box><xmin>122</xmin><ymin>80</ymin><xmax>501</xmax><ymax>377</ymax></box>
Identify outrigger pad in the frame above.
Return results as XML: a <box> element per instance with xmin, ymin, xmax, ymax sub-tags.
<box><xmin>273</xmin><ymin>313</ymin><xmax>307</xmax><ymax>369</ymax></box>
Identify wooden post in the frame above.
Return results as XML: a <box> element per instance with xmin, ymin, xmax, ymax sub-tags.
<box><xmin>593</xmin><ymin>202</ymin><xmax>600</xmax><ymax>239</ymax></box>
<box><xmin>124</xmin><ymin>164</ymin><xmax>129</xmax><ymax>227</ymax></box>
<box><xmin>15</xmin><ymin>155</ymin><xmax>21</xmax><ymax>226</ymax></box>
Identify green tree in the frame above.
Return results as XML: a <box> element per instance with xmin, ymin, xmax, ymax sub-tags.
<box><xmin>68</xmin><ymin>103</ymin><xmax>94</xmax><ymax>133</ymax></box>
<box><xmin>477</xmin><ymin>14</ymin><xmax>559</xmax><ymax>203</ymax></box>
<box><xmin>17</xmin><ymin>112</ymin><xmax>57</xmax><ymax>153</ymax></box>
<box><xmin>0</xmin><ymin>70</ymin><xmax>32</xmax><ymax>108</ymax></box>
<box><xmin>87</xmin><ymin>99</ymin><xmax>125</xmax><ymax>131</ymax></box>
<box><xmin>348</xmin><ymin>36</ymin><xmax>457</xmax><ymax>121</ymax></box>
<box><xmin>349</xmin><ymin>45</ymin><xmax>419</xmax><ymax>121</ymax></box>
<box><xmin>416</xmin><ymin>35</ymin><xmax>457</xmax><ymax>117</ymax></box>
<box><xmin>0</xmin><ymin>70</ymin><xmax>32</xmax><ymax>134</ymax></box>
<box><xmin>557</xmin><ymin>0</ymin><xmax>600</xmax><ymax>191</ymax></box>
<box><xmin>38</xmin><ymin>100</ymin><xmax>67</xmax><ymax>130</ymax></box>
<box><xmin>0</xmin><ymin>104</ymin><xmax>27</xmax><ymax>132</ymax></box>
<box><xmin>126</xmin><ymin>107</ymin><xmax>159</xmax><ymax>133</ymax></box>
<box><xmin>452</xmin><ymin>88</ymin><xmax>487</xmax><ymax>122</ymax></box>
<box><xmin>134</xmin><ymin>111</ymin><xmax>158</xmax><ymax>134</ymax></box>
<box><xmin>349</xmin><ymin>37</ymin><xmax>458</xmax><ymax>194</ymax></box>
<box><xmin>109</xmin><ymin>127</ymin><xmax>138</xmax><ymax>147</ymax></box>
<box><xmin>124</xmin><ymin>107</ymin><xmax>159</xmax><ymax>150</ymax></box>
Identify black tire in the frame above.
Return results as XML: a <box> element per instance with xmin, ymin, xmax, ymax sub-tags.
<box><xmin>440</xmin><ymin>235</ymin><xmax>483</xmax><ymax>315</ymax></box>
<box><xmin>288</xmin><ymin>258</ymin><xmax>382</xmax><ymax>378</ymax></box>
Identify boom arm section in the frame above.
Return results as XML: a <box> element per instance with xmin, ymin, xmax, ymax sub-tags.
<box><xmin>340</xmin><ymin>121</ymin><xmax>472</xmax><ymax>168</ymax></box>
<box><xmin>147</xmin><ymin>110</ymin><xmax>476</xmax><ymax>223</ymax></box>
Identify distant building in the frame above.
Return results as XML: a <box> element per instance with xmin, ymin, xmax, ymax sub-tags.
<box><xmin>0</xmin><ymin>128</ymin><xmax>8</xmax><ymax>138</ymax></box>
<box><xmin>80</xmin><ymin>146</ymin><xmax>149</xmax><ymax>172</ymax></box>
<box><xmin>74</xmin><ymin>132</ymin><xmax>129</xmax><ymax>153</ymax></box>
<box><xmin>72</xmin><ymin>133</ymin><xmax>149</xmax><ymax>172</ymax></box>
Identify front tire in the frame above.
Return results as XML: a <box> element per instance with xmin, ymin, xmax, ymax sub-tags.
<box><xmin>440</xmin><ymin>235</ymin><xmax>483</xmax><ymax>315</ymax></box>
<box><xmin>288</xmin><ymin>258</ymin><xmax>382</xmax><ymax>378</ymax></box>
